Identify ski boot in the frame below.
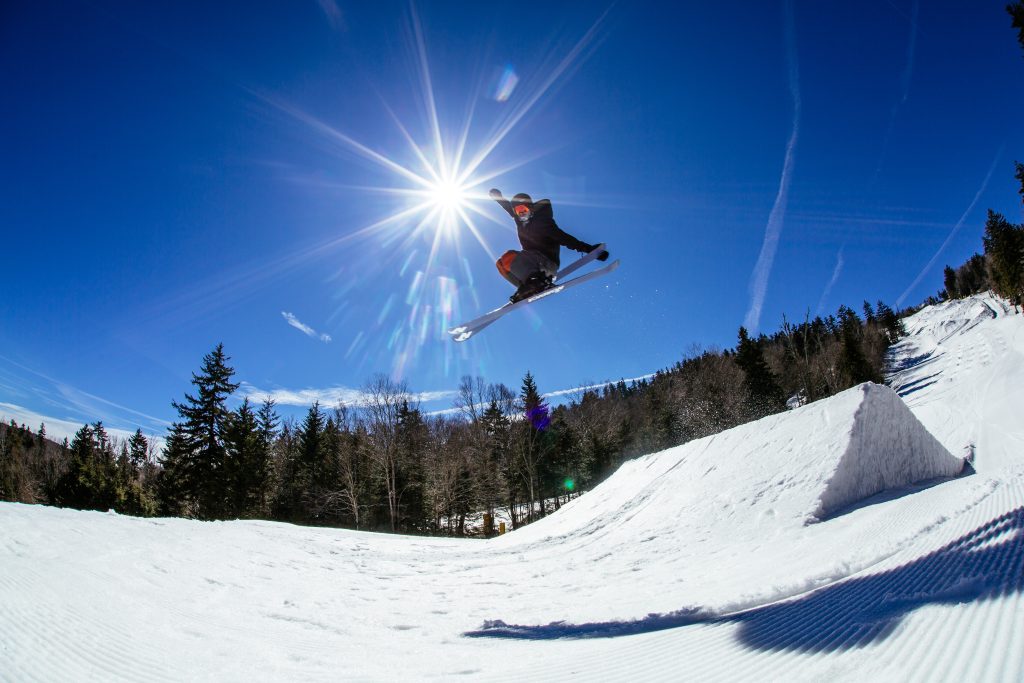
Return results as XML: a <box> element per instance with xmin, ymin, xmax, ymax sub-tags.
<box><xmin>510</xmin><ymin>272</ymin><xmax>554</xmax><ymax>303</ymax></box>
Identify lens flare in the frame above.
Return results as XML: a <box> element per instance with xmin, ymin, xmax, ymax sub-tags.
<box><xmin>238</xmin><ymin>5</ymin><xmax>613</xmax><ymax>377</ymax></box>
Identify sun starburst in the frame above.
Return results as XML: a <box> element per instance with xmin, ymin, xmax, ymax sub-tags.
<box><xmin>249</xmin><ymin>5</ymin><xmax>612</xmax><ymax>371</ymax></box>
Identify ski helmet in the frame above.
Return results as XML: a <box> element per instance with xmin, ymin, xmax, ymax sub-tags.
<box><xmin>511</xmin><ymin>193</ymin><xmax>533</xmax><ymax>220</ymax></box>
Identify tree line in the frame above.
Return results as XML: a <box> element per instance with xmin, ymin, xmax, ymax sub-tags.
<box><xmin>1</xmin><ymin>296</ymin><xmax>904</xmax><ymax>535</ymax></box>
<box><xmin>0</xmin><ymin>420</ymin><xmax>159</xmax><ymax>517</ymax></box>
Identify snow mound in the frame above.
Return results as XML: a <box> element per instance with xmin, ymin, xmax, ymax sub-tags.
<box><xmin>899</xmin><ymin>292</ymin><xmax>1008</xmax><ymax>343</ymax></box>
<box><xmin>510</xmin><ymin>382</ymin><xmax>963</xmax><ymax>547</ymax></box>
<box><xmin>889</xmin><ymin>292</ymin><xmax>1023</xmax><ymax>472</ymax></box>
<box><xmin>813</xmin><ymin>382</ymin><xmax>964</xmax><ymax>518</ymax></box>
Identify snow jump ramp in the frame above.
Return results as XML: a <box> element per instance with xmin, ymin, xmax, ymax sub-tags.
<box><xmin>680</xmin><ymin>381</ymin><xmax>965</xmax><ymax>523</ymax></box>
<box><xmin>513</xmin><ymin>382</ymin><xmax>965</xmax><ymax>547</ymax></box>
<box><xmin>807</xmin><ymin>382</ymin><xmax>965</xmax><ymax>518</ymax></box>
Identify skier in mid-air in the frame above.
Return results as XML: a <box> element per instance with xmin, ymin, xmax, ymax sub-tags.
<box><xmin>488</xmin><ymin>188</ymin><xmax>609</xmax><ymax>303</ymax></box>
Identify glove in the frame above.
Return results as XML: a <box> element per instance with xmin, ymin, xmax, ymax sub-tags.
<box><xmin>597</xmin><ymin>250</ymin><xmax>610</xmax><ymax>261</ymax></box>
<box><xmin>488</xmin><ymin>188</ymin><xmax>503</xmax><ymax>200</ymax></box>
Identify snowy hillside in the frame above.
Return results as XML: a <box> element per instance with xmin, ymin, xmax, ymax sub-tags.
<box><xmin>3</xmin><ymin>292</ymin><xmax>1023</xmax><ymax>681</ymax></box>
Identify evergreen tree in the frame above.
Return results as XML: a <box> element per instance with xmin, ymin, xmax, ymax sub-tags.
<box><xmin>288</xmin><ymin>401</ymin><xmax>328</xmax><ymax>522</ymax></box>
<box><xmin>167</xmin><ymin>344</ymin><xmax>240</xmax><ymax>519</ymax></box>
<box><xmin>983</xmin><ymin>210</ymin><xmax>1024</xmax><ymax>305</ymax></box>
<box><xmin>735</xmin><ymin>327</ymin><xmax>785</xmax><ymax>418</ymax></box>
<box><xmin>157</xmin><ymin>423</ymin><xmax>190</xmax><ymax>516</ymax></box>
<box><xmin>53</xmin><ymin>424</ymin><xmax>94</xmax><ymax>509</ymax></box>
<box><xmin>396</xmin><ymin>401</ymin><xmax>428</xmax><ymax>532</ymax></box>
<box><xmin>34</xmin><ymin>423</ymin><xmax>61</xmax><ymax>504</ymax></box>
<box><xmin>520</xmin><ymin>372</ymin><xmax>548</xmax><ymax>428</ymax></box>
<box><xmin>1009</xmin><ymin>3</ymin><xmax>1024</xmax><ymax>54</ymax></box>
<box><xmin>0</xmin><ymin>421</ymin><xmax>31</xmax><ymax>502</ymax></box>
<box><xmin>115</xmin><ymin>431</ymin><xmax>154</xmax><ymax>517</ymax></box>
<box><xmin>224</xmin><ymin>399</ymin><xmax>262</xmax><ymax>518</ymax></box>
<box><xmin>480</xmin><ymin>399</ymin><xmax>511</xmax><ymax>526</ymax></box>
<box><xmin>952</xmin><ymin>254</ymin><xmax>990</xmax><ymax>297</ymax></box>
<box><xmin>837</xmin><ymin>306</ymin><xmax>879</xmax><ymax>385</ymax></box>
<box><xmin>862</xmin><ymin>301</ymin><xmax>877</xmax><ymax>324</ymax></box>
<box><xmin>252</xmin><ymin>399</ymin><xmax>279</xmax><ymax>517</ymax></box>
<box><xmin>874</xmin><ymin>301</ymin><xmax>904</xmax><ymax>344</ymax></box>
<box><xmin>53</xmin><ymin>423</ymin><xmax>117</xmax><ymax>511</ymax></box>
<box><xmin>517</xmin><ymin>371</ymin><xmax>551</xmax><ymax>520</ymax></box>
<box><xmin>128</xmin><ymin>429</ymin><xmax>148</xmax><ymax>471</ymax></box>
<box><xmin>943</xmin><ymin>265</ymin><xmax>959</xmax><ymax>299</ymax></box>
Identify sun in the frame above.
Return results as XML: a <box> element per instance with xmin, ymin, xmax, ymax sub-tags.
<box><xmin>430</xmin><ymin>177</ymin><xmax>470</xmax><ymax>213</ymax></box>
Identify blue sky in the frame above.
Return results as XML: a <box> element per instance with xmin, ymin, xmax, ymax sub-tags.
<box><xmin>2</xmin><ymin>0</ymin><xmax>1022</xmax><ymax>442</ymax></box>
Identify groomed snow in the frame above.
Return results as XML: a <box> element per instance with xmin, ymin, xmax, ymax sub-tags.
<box><xmin>3</xmin><ymin>292</ymin><xmax>1023</xmax><ymax>681</ymax></box>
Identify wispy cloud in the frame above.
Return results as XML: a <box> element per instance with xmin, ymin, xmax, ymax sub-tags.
<box><xmin>246</xmin><ymin>373</ymin><xmax>658</xmax><ymax>416</ymax></box>
<box><xmin>745</xmin><ymin>0</ymin><xmax>800</xmax><ymax>334</ymax></box>
<box><xmin>0</xmin><ymin>402</ymin><xmax>166</xmax><ymax>451</ymax></box>
<box><xmin>282</xmin><ymin>311</ymin><xmax>332</xmax><ymax>343</ymax></box>
<box><xmin>542</xmin><ymin>374</ymin><xmax>657</xmax><ymax>400</ymax></box>
<box><xmin>898</xmin><ymin>0</ymin><xmax>920</xmax><ymax>105</ymax></box>
<box><xmin>872</xmin><ymin>0</ymin><xmax>919</xmax><ymax>184</ymax></box>
<box><xmin>241</xmin><ymin>383</ymin><xmax>457</xmax><ymax>409</ymax></box>
<box><xmin>896</xmin><ymin>147</ymin><xmax>1003</xmax><ymax>307</ymax></box>
<box><xmin>0</xmin><ymin>355</ymin><xmax>171</xmax><ymax>437</ymax></box>
<box><xmin>816</xmin><ymin>248</ymin><xmax>845</xmax><ymax>315</ymax></box>
<box><xmin>314</xmin><ymin>0</ymin><xmax>346</xmax><ymax>32</ymax></box>
<box><xmin>811</xmin><ymin>249</ymin><xmax>843</xmax><ymax>317</ymax></box>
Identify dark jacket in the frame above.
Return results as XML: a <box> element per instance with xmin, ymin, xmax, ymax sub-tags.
<box><xmin>494</xmin><ymin>197</ymin><xmax>594</xmax><ymax>267</ymax></box>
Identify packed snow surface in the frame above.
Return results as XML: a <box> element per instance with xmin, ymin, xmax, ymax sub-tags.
<box><xmin>3</xmin><ymin>292</ymin><xmax>1023</xmax><ymax>681</ymax></box>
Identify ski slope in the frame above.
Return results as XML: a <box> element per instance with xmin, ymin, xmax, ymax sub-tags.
<box><xmin>2</xmin><ymin>293</ymin><xmax>1022</xmax><ymax>681</ymax></box>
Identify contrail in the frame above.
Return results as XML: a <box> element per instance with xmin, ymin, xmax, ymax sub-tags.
<box><xmin>817</xmin><ymin>248</ymin><xmax>845</xmax><ymax>315</ymax></box>
<box><xmin>745</xmin><ymin>0</ymin><xmax>800</xmax><ymax>333</ymax></box>
<box><xmin>282</xmin><ymin>311</ymin><xmax>332</xmax><ymax>343</ymax></box>
<box><xmin>899</xmin><ymin>0</ymin><xmax>920</xmax><ymax>104</ymax></box>
<box><xmin>872</xmin><ymin>0</ymin><xmax>919</xmax><ymax>184</ymax></box>
<box><xmin>896</xmin><ymin>147</ymin><xmax>1003</xmax><ymax>307</ymax></box>
<box><xmin>314</xmin><ymin>0</ymin><xmax>346</xmax><ymax>32</ymax></box>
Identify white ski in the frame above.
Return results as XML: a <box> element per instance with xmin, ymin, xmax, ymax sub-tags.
<box><xmin>448</xmin><ymin>256</ymin><xmax>619</xmax><ymax>342</ymax></box>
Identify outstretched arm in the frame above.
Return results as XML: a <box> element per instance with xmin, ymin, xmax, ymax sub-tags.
<box><xmin>489</xmin><ymin>188</ymin><xmax>516</xmax><ymax>219</ymax></box>
<box><xmin>552</xmin><ymin>223</ymin><xmax>609</xmax><ymax>259</ymax></box>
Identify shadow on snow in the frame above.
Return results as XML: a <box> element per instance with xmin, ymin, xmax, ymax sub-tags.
<box><xmin>893</xmin><ymin>373</ymin><xmax>941</xmax><ymax>398</ymax></box>
<box><xmin>817</xmin><ymin>464</ymin><xmax>974</xmax><ymax>523</ymax></box>
<box><xmin>464</xmin><ymin>507</ymin><xmax>1024</xmax><ymax>653</ymax></box>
